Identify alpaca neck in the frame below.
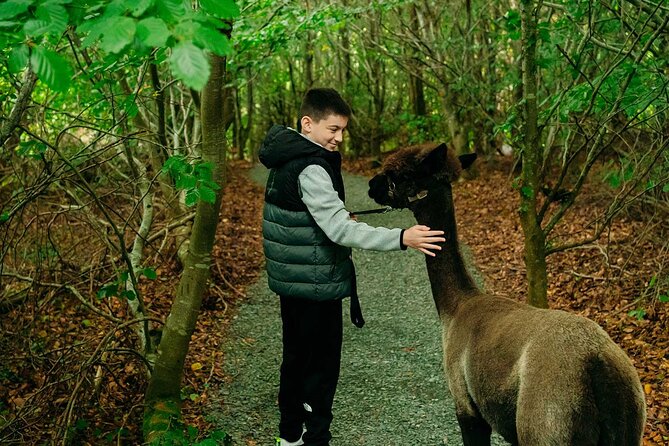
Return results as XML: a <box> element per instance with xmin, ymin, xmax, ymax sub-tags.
<box><xmin>412</xmin><ymin>185</ymin><xmax>479</xmax><ymax>318</ymax></box>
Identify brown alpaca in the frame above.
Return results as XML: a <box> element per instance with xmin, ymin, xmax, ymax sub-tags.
<box><xmin>368</xmin><ymin>143</ymin><xmax>646</xmax><ymax>446</ymax></box>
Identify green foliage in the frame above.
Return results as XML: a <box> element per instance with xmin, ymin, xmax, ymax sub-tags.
<box><xmin>143</xmin><ymin>267</ymin><xmax>158</xmax><ymax>280</ymax></box>
<box><xmin>16</xmin><ymin>140</ymin><xmax>48</xmax><ymax>159</ymax></box>
<box><xmin>144</xmin><ymin>399</ymin><xmax>230</xmax><ymax>446</ymax></box>
<box><xmin>646</xmin><ymin>274</ymin><xmax>669</xmax><ymax>305</ymax></box>
<box><xmin>1</xmin><ymin>0</ymin><xmax>238</xmax><ymax>92</ymax></box>
<box><xmin>148</xmin><ymin>424</ymin><xmax>230</xmax><ymax>446</ymax></box>
<box><xmin>629</xmin><ymin>274</ymin><xmax>669</xmax><ymax>320</ymax></box>
<box><xmin>137</xmin><ymin>17</ymin><xmax>170</xmax><ymax>47</ymax></box>
<box><xmin>162</xmin><ymin>156</ymin><xmax>221</xmax><ymax>206</ymax></box>
<box><xmin>169</xmin><ymin>41</ymin><xmax>210</xmax><ymax>90</ymax></box>
<box><xmin>520</xmin><ymin>186</ymin><xmax>534</xmax><ymax>199</ymax></box>
<box><xmin>628</xmin><ymin>307</ymin><xmax>646</xmax><ymax>320</ymax></box>
<box><xmin>503</xmin><ymin>9</ymin><xmax>521</xmax><ymax>40</ymax></box>
<box><xmin>29</xmin><ymin>45</ymin><xmax>73</xmax><ymax>92</ymax></box>
<box><xmin>603</xmin><ymin>158</ymin><xmax>634</xmax><ymax>189</ymax></box>
<box><xmin>396</xmin><ymin>113</ymin><xmax>443</xmax><ymax>145</ymax></box>
<box><xmin>200</xmin><ymin>0</ymin><xmax>240</xmax><ymax>19</ymax></box>
<box><xmin>97</xmin><ymin>267</ymin><xmax>156</xmax><ymax>300</ymax></box>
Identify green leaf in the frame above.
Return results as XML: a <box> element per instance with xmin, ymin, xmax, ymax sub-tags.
<box><xmin>17</xmin><ymin>140</ymin><xmax>47</xmax><ymax>159</ymax></box>
<box><xmin>8</xmin><ymin>44</ymin><xmax>29</xmax><ymax>73</ymax></box>
<box><xmin>193</xmin><ymin>162</ymin><xmax>214</xmax><ymax>181</ymax></box>
<box><xmin>538</xmin><ymin>23</ymin><xmax>551</xmax><ymax>43</ymax></box>
<box><xmin>663</xmin><ymin>183</ymin><xmax>669</xmax><ymax>193</ymax></box>
<box><xmin>176</xmin><ymin>173</ymin><xmax>197</xmax><ymax>189</ymax></box>
<box><xmin>30</xmin><ymin>46</ymin><xmax>72</xmax><ymax>92</ymax></box>
<box><xmin>97</xmin><ymin>283</ymin><xmax>118</xmax><ymax>299</ymax></box>
<box><xmin>23</xmin><ymin>19</ymin><xmax>51</xmax><ymax>37</ymax></box>
<box><xmin>185</xmin><ymin>189</ymin><xmax>199</xmax><ymax>206</ymax></box>
<box><xmin>194</xmin><ymin>25</ymin><xmax>231</xmax><ymax>56</ymax></box>
<box><xmin>628</xmin><ymin>308</ymin><xmax>646</xmax><ymax>320</ymax></box>
<box><xmin>137</xmin><ymin>17</ymin><xmax>170</xmax><ymax>47</ymax></box>
<box><xmin>0</xmin><ymin>0</ymin><xmax>32</xmax><ymax>21</ymax></box>
<box><xmin>128</xmin><ymin>0</ymin><xmax>153</xmax><ymax>17</ymax></box>
<box><xmin>199</xmin><ymin>0</ymin><xmax>240</xmax><ymax>19</ymax></box>
<box><xmin>198</xmin><ymin>185</ymin><xmax>216</xmax><ymax>203</ymax></box>
<box><xmin>169</xmin><ymin>41</ymin><xmax>210</xmax><ymax>90</ymax></box>
<box><xmin>520</xmin><ymin>185</ymin><xmax>533</xmax><ymax>199</ymax></box>
<box><xmin>100</xmin><ymin>16</ymin><xmax>137</xmax><ymax>53</ymax></box>
<box><xmin>0</xmin><ymin>212</ymin><xmax>10</xmax><ymax>224</ymax></box>
<box><xmin>156</xmin><ymin>0</ymin><xmax>188</xmax><ymax>23</ymax></box>
<box><xmin>201</xmin><ymin>179</ymin><xmax>220</xmax><ymax>191</ymax></box>
<box><xmin>78</xmin><ymin>18</ymin><xmax>105</xmax><ymax>48</ymax></box>
<box><xmin>121</xmin><ymin>290</ymin><xmax>137</xmax><ymax>300</ymax></box>
<box><xmin>37</xmin><ymin>2</ymin><xmax>69</xmax><ymax>35</ymax></box>
<box><xmin>142</xmin><ymin>267</ymin><xmax>157</xmax><ymax>280</ymax></box>
<box><xmin>658</xmin><ymin>294</ymin><xmax>669</xmax><ymax>303</ymax></box>
<box><xmin>162</xmin><ymin>155</ymin><xmax>188</xmax><ymax>174</ymax></box>
<box><xmin>122</xmin><ymin>96</ymin><xmax>139</xmax><ymax>118</ymax></box>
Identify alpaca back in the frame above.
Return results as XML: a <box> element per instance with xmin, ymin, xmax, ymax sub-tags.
<box><xmin>442</xmin><ymin>294</ymin><xmax>645</xmax><ymax>445</ymax></box>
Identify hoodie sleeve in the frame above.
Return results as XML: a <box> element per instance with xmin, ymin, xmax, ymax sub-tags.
<box><xmin>298</xmin><ymin>164</ymin><xmax>403</xmax><ymax>251</ymax></box>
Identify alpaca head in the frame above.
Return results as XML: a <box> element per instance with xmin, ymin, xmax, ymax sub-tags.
<box><xmin>368</xmin><ymin>143</ymin><xmax>477</xmax><ymax>209</ymax></box>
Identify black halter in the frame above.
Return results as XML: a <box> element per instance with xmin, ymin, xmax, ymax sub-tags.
<box><xmin>349</xmin><ymin>187</ymin><xmax>429</xmax><ymax>216</ymax></box>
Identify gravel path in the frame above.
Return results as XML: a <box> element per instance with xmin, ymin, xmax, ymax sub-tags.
<box><xmin>208</xmin><ymin>167</ymin><xmax>508</xmax><ymax>446</ymax></box>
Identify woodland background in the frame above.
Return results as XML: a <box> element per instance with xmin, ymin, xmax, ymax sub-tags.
<box><xmin>0</xmin><ymin>0</ymin><xmax>668</xmax><ymax>444</ymax></box>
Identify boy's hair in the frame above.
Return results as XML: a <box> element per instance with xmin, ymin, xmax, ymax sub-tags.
<box><xmin>299</xmin><ymin>88</ymin><xmax>352</xmax><ymax>124</ymax></box>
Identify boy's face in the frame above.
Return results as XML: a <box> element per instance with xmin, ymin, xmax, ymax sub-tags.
<box><xmin>300</xmin><ymin>114</ymin><xmax>348</xmax><ymax>151</ymax></box>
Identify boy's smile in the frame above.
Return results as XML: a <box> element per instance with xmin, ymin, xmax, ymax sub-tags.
<box><xmin>301</xmin><ymin>114</ymin><xmax>349</xmax><ymax>151</ymax></box>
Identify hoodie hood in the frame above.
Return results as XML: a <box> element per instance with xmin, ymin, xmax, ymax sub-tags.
<box><xmin>259</xmin><ymin>125</ymin><xmax>330</xmax><ymax>168</ymax></box>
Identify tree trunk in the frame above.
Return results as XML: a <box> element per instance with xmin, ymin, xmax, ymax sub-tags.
<box><xmin>143</xmin><ymin>53</ymin><xmax>228</xmax><ymax>441</ymax></box>
<box><xmin>519</xmin><ymin>0</ymin><xmax>548</xmax><ymax>308</ymax></box>
<box><xmin>409</xmin><ymin>6</ymin><xmax>426</xmax><ymax>118</ymax></box>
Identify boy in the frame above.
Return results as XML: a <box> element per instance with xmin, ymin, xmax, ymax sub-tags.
<box><xmin>260</xmin><ymin>88</ymin><xmax>445</xmax><ymax>446</ymax></box>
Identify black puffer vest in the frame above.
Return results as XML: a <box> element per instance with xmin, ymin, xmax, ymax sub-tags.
<box><xmin>260</xmin><ymin>125</ymin><xmax>353</xmax><ymax>301</ymax></box>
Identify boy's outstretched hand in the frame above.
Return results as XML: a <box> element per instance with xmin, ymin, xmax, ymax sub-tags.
<box><xmin>403</xmin><ymin>225</ymin><xmax>446</xmax><ymax>257</ymax></box>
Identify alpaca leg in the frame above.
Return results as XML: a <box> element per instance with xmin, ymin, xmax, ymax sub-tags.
<box><xmin>456</xmin><ymin>412</ymin><xmax>492</xmax><ymax>446</ymax></box>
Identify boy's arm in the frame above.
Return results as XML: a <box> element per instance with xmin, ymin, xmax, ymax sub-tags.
<box><xmin>298</xmin><ymin>165</ymin><xmax>404</xmax><ymax>251</ymax></box>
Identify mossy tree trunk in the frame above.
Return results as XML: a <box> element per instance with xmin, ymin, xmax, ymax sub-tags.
<box><xmin>519</xmin><ymin>0</ymin><xmax>548</xmax><ymax>309</ymax></box>
<box><xmin>143</xmin><ymin>52</ymin><xmax>228</xmax><ymax>441</ymax></box>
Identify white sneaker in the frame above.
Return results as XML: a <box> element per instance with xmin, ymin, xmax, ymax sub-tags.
<box><xmin>277</xmin><ymin>427</ymin><xmax>306</xmax><ymax>446</ymax></box>
<box><xmin>277</xmin><ymin>437</ymin><xmax>304</xmax><ymax>446</ymax></box>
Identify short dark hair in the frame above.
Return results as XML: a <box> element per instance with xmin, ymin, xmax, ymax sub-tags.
<box><xmin>299</xmin><ymin>88</ymin><xmax>352</xmax><ymax>124</ymax></box>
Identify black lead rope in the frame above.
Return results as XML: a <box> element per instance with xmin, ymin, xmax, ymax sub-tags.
<box><xmin>348</xmin><ymin>206</ymin><xmax>393</xmax><ymax>216</ymax></box>
<box><xmin>347</xmin><ymin>206</ymin><xmax>393</xmax><ymax>328</ymax></box>
<box><xmin>349</xmin><ymin>262</ymin><xmax>364</xmax><ymax>328</ymax></box>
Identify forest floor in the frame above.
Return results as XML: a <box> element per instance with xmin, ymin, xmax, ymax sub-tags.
<box><xmin>1</xmin><ymin>156</ymin><xmax>667</xmax><ymax>444</ymax></box>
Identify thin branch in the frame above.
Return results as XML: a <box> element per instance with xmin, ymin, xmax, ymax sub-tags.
<box><xmin>0</xmin><ymin>69</ymin><xmax>38</xmax><ymax>148</ymax></box>
<box><xmin>0</xmin><ymin>270</ymin><xmax>122</xmax><ymax>323</ymax></box>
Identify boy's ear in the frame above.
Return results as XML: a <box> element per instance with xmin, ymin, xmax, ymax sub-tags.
<box><xmin>420</xmin><ymin>143</ymin><xmax>448</xmax><ymax>175</ymax></box>
<box><xmin>458</xmin><ymin>153</ymin><xmax>477</xmax><ymax>170</ymax></box>
<box><xmin>300</xmin><ymin>116</ymin><xmax>312</xmax><ymax>133</ymax></box>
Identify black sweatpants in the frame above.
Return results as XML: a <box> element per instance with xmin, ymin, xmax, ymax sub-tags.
<box><xmin>279</xmin><ymin>296</ymin><xmax>343</xmax><ymax>446</ymax></box>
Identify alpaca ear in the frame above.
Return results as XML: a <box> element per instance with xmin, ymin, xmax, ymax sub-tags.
<box><xmin>421</xmin><ymin>143</ymin><xmax>448</xmax><ymax>174</ymax></box>
<box><xmin>458</xmin><ymin>153</ymin><xmax>477</xmax><ymax>170</ymax></box>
